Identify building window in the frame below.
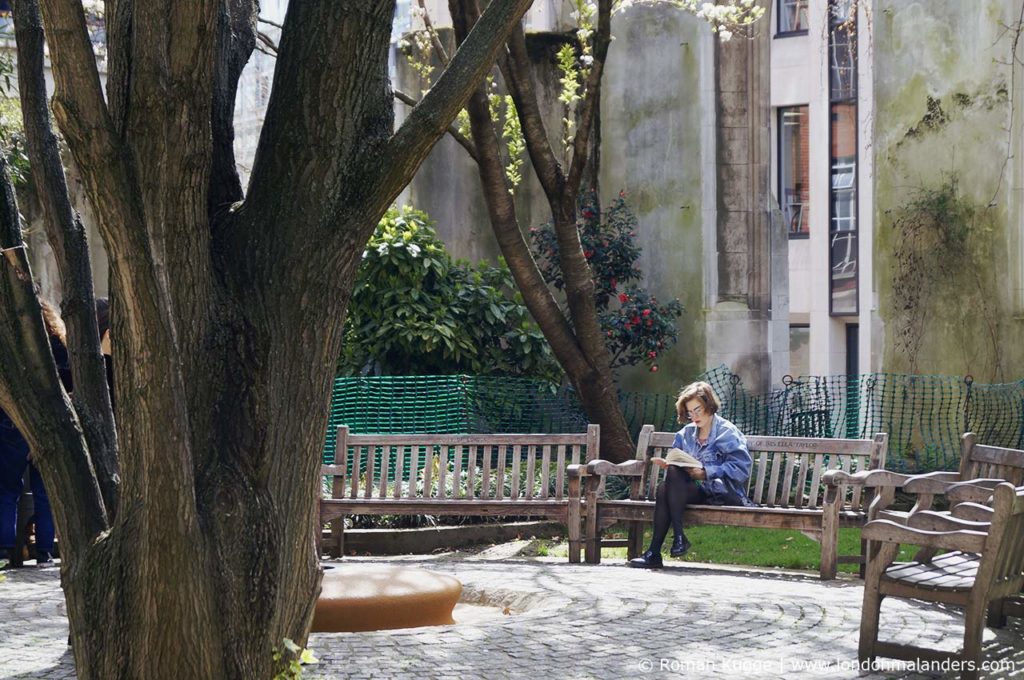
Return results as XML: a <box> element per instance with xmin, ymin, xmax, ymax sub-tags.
<box><xmin>828</xmin><ymin>0</ymin><xmax>858</xmax><ymax>316</ymax></box>
<box><xmin>779</xmin><ymin>106</ymin><xmax>809</xmax><ymax>237</ymax></box>
<box><xmin>777</xmin><ymin>0</ymin><xmax>809</xmax><ymax>34</ymax></box>
<box><xmin>789</xmin><ymin>325</ymin><xmax>810</xmax><ymax>378</ymax></box>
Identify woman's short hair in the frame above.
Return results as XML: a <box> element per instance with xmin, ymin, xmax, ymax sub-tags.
<box><xmin>675</xmin><ymin>381</ymin><xmax>721</xmax><ymax>422</ymax></box>
<box><xmin>39</xmin><ymin>299</ymin><xmax>67</xmax><ymax>345</ymax></box>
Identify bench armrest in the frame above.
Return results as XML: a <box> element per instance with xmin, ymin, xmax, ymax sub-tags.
<box><xmin>900</xmin><ymin>471</ymin><xmax>969</xmax><ymax>494</ymax></box>
<box><xmin>568</xmin><ymin>459</ymin><xmax>645</xmax><ymax>479</ymax></box>
<box><xmin>861</xmin><ymin>518</ymin><xmax>987</xmax><ymax>553</ymax></box>
<box><xmin>905</xmin><ymin>510</ymin><xmax>991</xmax><ymax>533</ymax></box>
<box><xmin>946</xmin><ymin>479</ymin><xmax>1007</xmax><ymax>503</ymax></box>
<box><xmin>951</xmin><ymin>502</ymin><xmax>995</xmax><ymax>521</ymax></box>
<box><xmin>822</xmin><ymin>469</ymin><xmax>917</xmax><ymax>488</ymax></box>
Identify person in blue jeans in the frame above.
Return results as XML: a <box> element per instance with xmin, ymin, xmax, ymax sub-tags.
<box><xmin>0</xmin><ymin>412</ymin><xmax>55</xmax><ymax>566</ymax></box>
<box><xmin>0</xmin><ymin>300</ymin><xmax>70</xmax><ymax>568</ymax></box>
<box><xmin>629</xmin><ymin>381</ymin><xmax>753</xmax><ymax>569</ymax></box>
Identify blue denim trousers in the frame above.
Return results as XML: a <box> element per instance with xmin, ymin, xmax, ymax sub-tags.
<box><xmin>0</xmin><ymin>422</ymin><xmax>55</xmax><ymax>553</ymax></box>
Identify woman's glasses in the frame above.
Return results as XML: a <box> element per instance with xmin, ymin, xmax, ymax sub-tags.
<box><xmin>686</xmin><ymin>405</ymin><xmax>705</xmax><ymax>420</ymax></box>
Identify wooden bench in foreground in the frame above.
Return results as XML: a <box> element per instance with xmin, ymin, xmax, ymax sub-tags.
<box><xmin>568</xmin><ymin>425</ymin><xmax>889</xmax><ymax>579</ymax></box>
<box><xmin>319</xmin><ymin>425</ymin><xmax>600</xmax><ymax>559</ymax></box>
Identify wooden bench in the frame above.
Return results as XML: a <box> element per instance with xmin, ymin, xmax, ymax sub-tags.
<box><xmin>829</xmin><ymin>433</ymin><xmax>1024</xmax><ymax>621</ymax></box>
<box><xmin>567</xmin><ymin>425</ymin><xmax>889</xmax><ymax>579</ymax></box>
<box><xmin>319</xmin><ymin>425</ymin><xmax>600</xmax><ymax>560</ymax></box>
<box><xmin>858</xmin><ymin>482</ymin><xmax>1024</xmax><ymax>680</ymax></box>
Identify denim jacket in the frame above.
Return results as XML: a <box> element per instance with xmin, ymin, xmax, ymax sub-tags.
<box><xmin>673</xmin><ymin>414</ymin><xmax>753</xmax><ymax>506</ymax></box>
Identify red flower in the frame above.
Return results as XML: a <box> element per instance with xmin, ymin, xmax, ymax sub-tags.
<box><xmin>631</xmin><ymin>316</ymin><xmax>640</xmax><ymax>325</ymax></box>
<box><xmin>642</xmin><ymin>309</ymin><xmax>651</xmax><ymax>317</ymax></box>
<box><xmin>647</xmin><ymin>351</ymin><xmax>657</xmax><ymax>358</ymax></box>
<box><xmin>618</xmin><ymin>293</ymin><xmax>628</xmax><ymax>303</ymax></box>
<box><xmin>646</xmin><ymin>319</ymin><xmax>653</xmax><ymax>327</ymax></box>
<box><xmin>650</xmin><ymin>365</ymin><xmax>659</xmax><ymax>372</ymax></box>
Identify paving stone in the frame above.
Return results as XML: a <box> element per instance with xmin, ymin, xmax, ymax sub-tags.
<box><xmin>1</xmin><ymin>557</ymin><xmax>1022</xmax><ymax>679</ymax></box>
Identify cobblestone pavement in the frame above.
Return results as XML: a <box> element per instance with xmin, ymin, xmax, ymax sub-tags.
<box><xmin>1</xmin><ymin>556</ymin><xmax>1022</xmax><ymax>679</ymax></box>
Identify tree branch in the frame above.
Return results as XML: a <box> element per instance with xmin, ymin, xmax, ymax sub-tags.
<box><xmin>373</xmin><ymin>0</ymin><xmax>534</xmax><ymax>208</ymax></box>
<box><xmin>416</xmin><ymin>0</ymin><xmax>450</xmax><ymax>66</ymax></box>
<box><xmin>394</xmin><ymin>89</ymin><xmax>478</xmax><ymax>162</ymax></box>
<box><xmin>210</xmin><ymin>0</ymin><xmax>259</xmax><ymax>218</ymax></box>
<box><xmin>499</xmin><ymin>24</ymin><xmax>566</xmax><ymax>202</ymax></box>
<box><xmin>566</xmin><ymin>0</ymin><xmax>612</xmax><ymax>196</ymax></box>
<box><xmin>0</xmin><ymin>155</ymin><xmax>109</xmax><ymax>551</ymax></box>
<box><xmin>449</xmin><ymin>0</ymin><xmax>596</xmax><ymax>379</ymax></box>
<box><xmin>14</xmin><ymin>0</ymin><xmax>119</xmax><ymax>514</ymax></box>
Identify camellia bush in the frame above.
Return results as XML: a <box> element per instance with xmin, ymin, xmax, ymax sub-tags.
<box><xmin>529</xmin><ymin>193</ymin><xmax>684</xmax><ymax>372</ymax></box>
<box><xmin>339</xmin><ymin>206</ymin><xmax>561</xmax><ymax>380</ymax></box>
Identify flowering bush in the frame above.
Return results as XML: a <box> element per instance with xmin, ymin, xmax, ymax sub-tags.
<box><xmin>339</xmin><ymin>206</ymin><xmax>560</xmax><ymax>380</ymax></box>
<box><xmin>529</xmin><ymin>194</ymin><xmax>684</xmax><ymax>371</ymax></box>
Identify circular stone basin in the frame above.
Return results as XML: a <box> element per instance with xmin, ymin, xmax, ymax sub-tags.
<box><xmin>312</xmin><ymin>564</ymin><xmax>462</xmax><ymax>633</ymax></box>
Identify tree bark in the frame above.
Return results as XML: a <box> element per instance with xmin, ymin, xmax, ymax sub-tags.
<box><xmin>2</xmin><ymin>1</ymin><xmax>533</xmax><ymax>678</ymax></box>
<box><xmin>450</xmin><ymin>0</ymin><xmax>634</xmax><ymax>462</ymax></box>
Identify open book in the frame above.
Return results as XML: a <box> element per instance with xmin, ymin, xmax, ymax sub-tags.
<box><xmin>662</xmin><ymin>447</ymin><xmax>703</xmax><ymax>469</ymax></box>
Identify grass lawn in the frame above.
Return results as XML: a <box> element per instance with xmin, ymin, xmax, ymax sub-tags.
<box><xmin>542</xmin><ymin>525</ymin><xmax>916</xmax><ymax>573</ymax></box>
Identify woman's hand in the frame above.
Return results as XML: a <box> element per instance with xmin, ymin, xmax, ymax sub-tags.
<box><xmin>652</xmin><ymin>458</ymin><xmax>669</xmax><ymax>470</ymax></box>
<box><xmin>688</xmin><ymin>466</ymin><xmax>707</xmax><ymax>481</ymax></box>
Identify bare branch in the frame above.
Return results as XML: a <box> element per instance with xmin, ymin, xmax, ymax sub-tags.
<box><xmin>374</xmin><ymin>0</ymin><xmax>534</xmax><ymax>208</ymax></box>
<box><xmin>394</xmin><ymin>89</ymin><xmax>478</xmax><ymax>162</ymax></box>
<box><xmin>258</xmin><ymin>15</ymin><xmax>283</xmax><ymax>29</ymax></box>
<box><xmin>417</xmin><ymin>0</ymin><xmax>450</xmax><ymax>66</ymax></box>
<box><xmin>256</xmin><ymin>30</ymin><xmax>278</xmax><ymax>54</ymax></box>
<box><xmin>14</xmin><ymin>0</ymin><xmax>119</xmax><ymax>514</ymax></box>
<box><xmin>500</xmin><ymin>24</ymin><xmax>566</xmax><ymax>202</ymax></box>
<box><xmin>566</xmin><ymin>0</ymin><xmax>612</xmax><ymax>196</ymax></box>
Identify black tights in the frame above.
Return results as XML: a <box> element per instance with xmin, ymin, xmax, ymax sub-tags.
<box><xmin>650</xmin><ymin>466</ymin><xmax>706</xmax><ymax>552</ymax></box>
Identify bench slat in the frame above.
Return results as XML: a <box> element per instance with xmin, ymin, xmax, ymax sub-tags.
<box><xmin>526</xmin><ymin>446</ymin><xmax>536</xmax><ymax>499</ymax></box>
<box><xmin>496</xmin><ymin>445</ymin><xmax>507</xmax><ymax>500</ymax></box>
<box><xmin>781</xmin><ymin>453</ymin><xmax>796</xmax><ymax>508</ymax></box>
<box><xmin>422</xmin><ymin>446</ymin><xmax>433</xmax><ymax>498</ymax></box>
<box><xmin>363</xmin><ymin>447</ymin><xmax>376</xmax><ymax>499</ymax></box>
<box><xmin>482</xmin><ymin>445</ymin><xmax>492</xmax><ymax>499</ymax></box>
<box><xmin>378</xmin><ymin>447</ymin><xmax>390</xmax><ymax>499</ymax></box>
<box><xmin>436</xmin><ymin>447</ymin><xmax>447</xmax><ymax>499</ymax></box>
<box><xmin>541</xmin><ymin>445</ymin><xmax>551</xmax><ymax>500</ymax></box>
<box><xmin>453</xmin><ymin>445</ymin><xmax>464</xmax><ymax>499</ymax></box>
<box><xmin>767</xmin><ymin>452</ymin><xmax>782</xmax><ymax>506</ymax></box>
<box><xmin>753</xmin><ymin>451</ymin><xmax>768</xmax><ymax>505</ymax></box>
<box><xmin>807</xmin><ymin>456</ymin><xmax>824</xmax><ymax>509</ymax></box>
<box><xmin>510</xmin><ymin>445</ymin><xmax>521</xmax><ymax>500</ymax></box>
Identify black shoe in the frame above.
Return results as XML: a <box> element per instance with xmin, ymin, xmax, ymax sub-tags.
<box><xmin>628</xmin><ymin>550</ymin><xmax>664</xmax><ymax>569</ymax></box>
<box><xmin>35</xmin><ymin>551</ymin><xmax>53</xmax><ymax>567</ymax></box>
<box><xmin>670</xmin><ymin>535</ymin><xmax>691</xmax><ymax>558</ymax></box>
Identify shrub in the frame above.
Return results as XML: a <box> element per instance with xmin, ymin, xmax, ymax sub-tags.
<box><xmin>528</xmin><ymin>193</ymin><xmax>684</xmax><ymax>371</ymax></box>
<box><xmin>339</xmin><ymin>206</ymin><xmax>561</xmax><ymax>380</ymax></box>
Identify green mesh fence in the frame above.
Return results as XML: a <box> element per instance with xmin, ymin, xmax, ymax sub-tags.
<box><xmin>322</xmin><ymin>375</ymin><xmax>589</xmax><ymax>464</ymax></box>
<box><xmin>321</xmin><ymin>369</ymin><xmax>1023</xmax><ymax>473</ymax></box>
<box><xmin>699</xmin><ymin>365</ymin><xmax>1024</xmax><ymax>472</ymax></box>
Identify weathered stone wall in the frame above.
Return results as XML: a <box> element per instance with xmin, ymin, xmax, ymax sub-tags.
<box><xmin>396</xmin><ymin>5</ymin><xmax>736</xmax><ymax>395</ymax></box>
<box><xmin>872</xmin><ymin>0</ymin><xmax>1024</xmax><ymax>380</ymax></box>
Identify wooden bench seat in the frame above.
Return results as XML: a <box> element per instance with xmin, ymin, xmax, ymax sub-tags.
<box><xmin>319</xmin><ymin>425</ymin><xmax>599</xmax><ymax>559</ymax></box>
<box><xmin>567</xmin><ymin>425</ymin><xmax>889</xmax><ymax>579</ymax></box>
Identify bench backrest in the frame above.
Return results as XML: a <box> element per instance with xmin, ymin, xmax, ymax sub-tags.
<box><xmin>323</xmin><ymin>424</ymin><xmax>600</xmax><ymax>502</ymax></box>
<box><xmin>632</xmin><ymin>425</ymin><xmax>888</xmax><ymax>511</ymax></box>
<box><xmin>960</xmin><ymin>433</ymin><xmax>1024</xmax><ymax>486</ymax></box>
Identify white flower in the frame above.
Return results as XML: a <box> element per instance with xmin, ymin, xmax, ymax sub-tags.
<box><xmin>376</xmin><ymin>243</ymin><xmax>389</xmax><ymax>256</ymax></box>
<box><xmin>361</xmin><ymin>250</ymin><xmax>368</xmax><ymax>259</ymax></box>
<box><xmin>718</xmin><ymin>28</ymin><xmax>733</xmax><ymax>41</ymax></box>
<box><xmin>408</xmin><ymin>244</ymin><xmax>422</xmax><ymax>257</ymax></box>
<box><xmin>581</xmin><ymin>55</ymin><xmax>594</xmax><ymax>66</ymax></box>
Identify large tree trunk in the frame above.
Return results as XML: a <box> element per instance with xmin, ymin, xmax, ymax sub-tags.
<box><xmin>1</xmin><ymin>1</ymin><xmax>533</xmax><ymax>677</ymax></box>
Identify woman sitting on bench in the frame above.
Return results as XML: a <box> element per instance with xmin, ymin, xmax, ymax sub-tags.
<box><xmin>629</xmin><ymin>381</ymin><xmax>752</xmax><ymax>569</ymax></box>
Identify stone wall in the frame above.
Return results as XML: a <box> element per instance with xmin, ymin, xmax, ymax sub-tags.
<box><xmin>872</xmin><ymin>0</ymin><xmax>1024</xmax><ymax>381</ymax></box>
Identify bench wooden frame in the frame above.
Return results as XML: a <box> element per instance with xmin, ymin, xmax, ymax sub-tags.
<box><xmin>319</xmin><ymin>425</ymin><xmax>600</xmax><ymax>560</ymax></box>
<box><xmin>567</xmin><ymin>425</ymin><xmax>888</xmax><ymax>579</ymax></box>
<box><xmin>859</xmin><ymin>482</ymin><xmax>1024</xmax><ymax>680</ymax></box>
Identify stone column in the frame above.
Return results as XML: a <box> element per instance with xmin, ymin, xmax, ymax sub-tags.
<box><xmin>706</xmin><ymin>2</ymin><xmax>788</xmax><ymax>392</ymax></box>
